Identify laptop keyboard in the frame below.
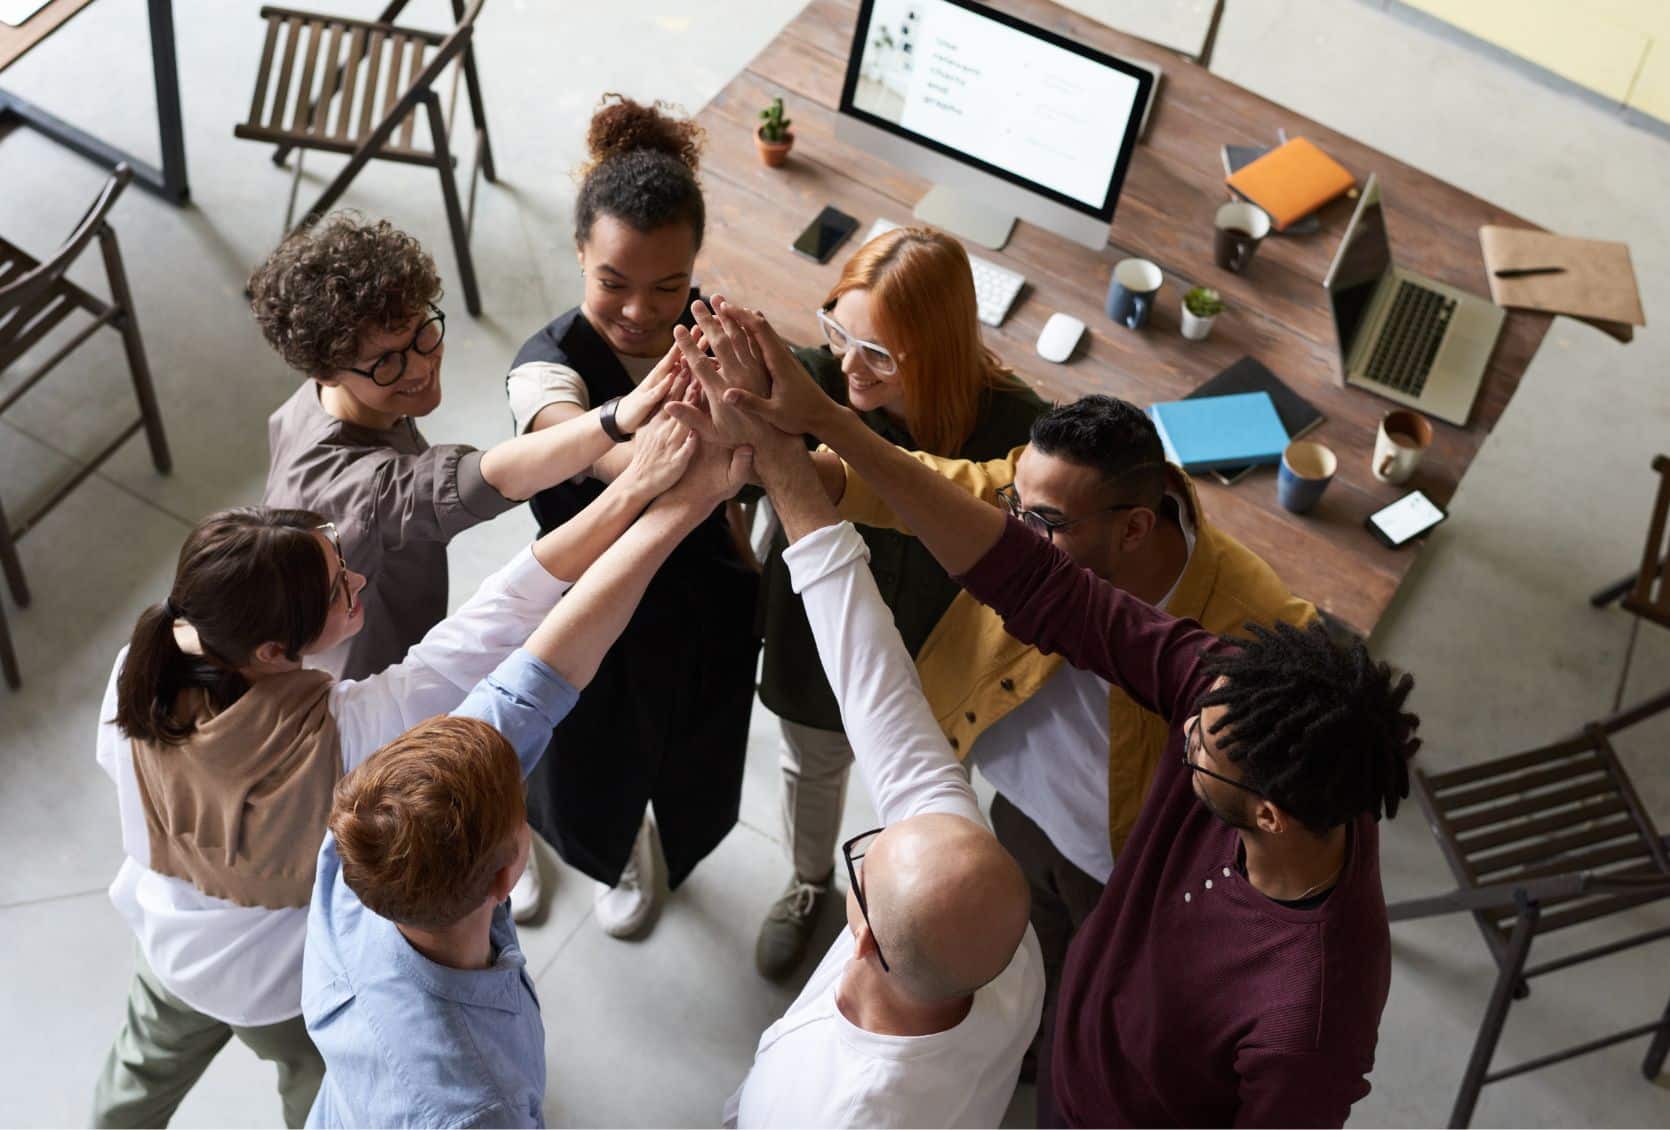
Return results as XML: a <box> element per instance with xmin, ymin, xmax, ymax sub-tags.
<box><xmin>1363</xmin><ymin>281</ymin><xmax>1457</xmax><ymax>395</ymax></box>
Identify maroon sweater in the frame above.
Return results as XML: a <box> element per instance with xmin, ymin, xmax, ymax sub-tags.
<box><xmin>958</xmin><ymin>517</ymin><xmax>1391</xmax><ymax>1128</ymax></box>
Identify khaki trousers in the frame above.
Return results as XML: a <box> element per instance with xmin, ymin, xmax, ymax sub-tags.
<box><xmin>91</xmin><ymin>950</ymin><xmax>324</xmax><ymax>1128</ymax></box>
<box><xmin>778</xmin><ymin>718</ymin><xmax>855</xmax><ymax>884</ymax></box>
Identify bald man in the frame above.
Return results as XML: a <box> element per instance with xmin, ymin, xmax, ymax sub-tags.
<box><xmin>718</xmin><ymin>381</ymin><xmax>1043</xmax><ymax>1128</ymax></box>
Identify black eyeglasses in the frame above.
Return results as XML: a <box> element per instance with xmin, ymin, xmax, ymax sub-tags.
<box><xmin>1182</xmin><ymin>714</ymin><xmax>1262</xmax><ymax>796</ymax></box>
<box><xmin>341</xmin><ymin>304</ymin><xmax>445</xmax><ymax>386</ymax></box>
<box><xmin>316</xmin><ymin>522</ymin><xmax>354</xmax><ymax>615</ymax></box>
<box><xmin>842</xmin><ymin>827</ymin><xmax>890</xmax><ymax>972</ymax></box>
<box><xmin>994</xmin><ymin>463</ymin><xmax>1163</xmax><ymax>543</ymax></box>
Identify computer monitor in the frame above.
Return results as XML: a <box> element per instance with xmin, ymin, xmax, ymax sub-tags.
<box><xmin>837</xmin><ymin>0</ymin><xmax>1154</xmax><ymax>250</ymax></box>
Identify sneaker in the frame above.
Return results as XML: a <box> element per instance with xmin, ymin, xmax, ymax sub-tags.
<box><xmin>509</xmin><ymin>838</ymin><xmax>543</xmax><ymax>924</ymax></box>
<box><xmin>594</xmin><ymin>814</ymin><xmax>662</xmax><ymax>938</ymax></box>
<box><xmin>754</xmin><ymin>874</ymin><xmax>831</xmax><ymax>980</ymax></box>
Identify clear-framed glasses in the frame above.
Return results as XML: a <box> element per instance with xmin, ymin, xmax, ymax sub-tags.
<box><xmin>817</xmin><ymin>308</ymin><xmax>898</xmax><ymax>376</ymax></box>
<box><xmin>842</xmin><ymin>827</ymin><xmax>891</xmax><ymax>972</ymax></box>
<box><xmin>1183</xmin><ymin>714</ymin><xmax>1262</xmax><ymax>796</ymax></box>
<box><xmin>315</xmin><ymin>522</ymin><xmax>355</xmax><ymax>615</ymax></box>
<box><xmin>341</xmin><ymin>303</ymin><xmax>446</xmax><ymax>387</ymax></box>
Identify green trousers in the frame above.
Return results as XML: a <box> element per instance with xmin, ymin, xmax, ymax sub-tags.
<box><xmin>91</xmin><ymin>950</ymin><xmax>324</xmax><ymax>1128</ymax></box>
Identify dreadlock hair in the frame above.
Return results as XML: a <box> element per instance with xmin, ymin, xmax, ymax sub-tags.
<box><xmin>1197</xmin><ymin>620</ymin><xmax>1420</xmax><ymax>836</ymax></box>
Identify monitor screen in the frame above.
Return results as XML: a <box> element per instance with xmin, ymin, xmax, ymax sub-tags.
<box><xmin>839</xmin><ymin>0</ymin><xmax>1151</xmax><ymax>221</ymax></box>
<box><xmin>1326</xmin><ymin>178</ymin><xmax>1393</xmax><ymax>364</ymax></box>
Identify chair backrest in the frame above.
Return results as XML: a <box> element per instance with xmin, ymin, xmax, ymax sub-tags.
<box><xmin>1410</xmin><ymin>685</ymin><xmax>1670</xmax><ymax>941</ymax></box>
<box><xmin>1622</xmin><ymin>454</ymin><xmax>1670</xmax><ymax>629</ymax></box>
<box><xmin>0</xmin><ymin>164</ymin><xmax>131</xmax><ymax>344</ymax></box>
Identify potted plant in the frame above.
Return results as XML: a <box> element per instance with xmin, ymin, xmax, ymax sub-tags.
<box><xmin>1181</xmin><ymin>286</ymin><xmax>1225</xmax><ymax>341</ymax></box>
<box><xmin>756</xmin><ymin>97</ymin><xmax>794</xmax><ymax>167</ymax></box>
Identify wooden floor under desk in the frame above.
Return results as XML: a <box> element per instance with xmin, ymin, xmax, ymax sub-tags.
<box><xmin>692</xmin><ymin>0</ymin><xmax>1552</xmax><ymax>635</ymax></box>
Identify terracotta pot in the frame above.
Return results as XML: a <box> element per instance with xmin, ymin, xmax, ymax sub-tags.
<box><xmin>756</xmin><ymin>127</ymin><xmax>794</xmax><ymax>167</ymax></box>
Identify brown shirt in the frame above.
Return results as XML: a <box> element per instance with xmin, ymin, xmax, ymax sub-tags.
<box><xmin>262</xmin><ymin>383</ymin><xmax>518</xmax><ymax>680</ymax></box>
<box><xmin>131</xmin><ymin>669</ymin><xmax>343</xmax><ymax>910</ymax></box>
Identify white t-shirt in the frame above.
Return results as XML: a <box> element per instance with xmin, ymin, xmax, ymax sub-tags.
<box><xmin>725</xmin><ymin>925</ymin><xmax>1044</xmax><ymax>1129</ymax></box>
<box><xmin>505</xmin><ymin>350</ymin><xmax>661</xmax><ymax>435</ymax></box>
<box><xmin>726</xmin><ymin>522</ymin><xmax>1044</xmax><ymax>1128</ymax></box>
<box><xmin>968</xmin><ymin>492</ymin><xmax>1197</xmax><ymax>883</ymax></box>
<box><xmin>95</xmin><ymin>548</ymin><xmax>569</xmax><ymax>1026</ymax></box>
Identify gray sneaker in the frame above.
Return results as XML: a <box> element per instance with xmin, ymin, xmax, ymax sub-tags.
<box><xmin>755</xmin><ymin>875</ymin><xmax>831</xmax><ymax>980</ymax></box>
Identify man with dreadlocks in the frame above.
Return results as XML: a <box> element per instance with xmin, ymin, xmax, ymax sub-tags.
<box><xmin>719</xmin><ymin>304</ymin><xmax>1423</xmax><ymax>1128</ymax></box>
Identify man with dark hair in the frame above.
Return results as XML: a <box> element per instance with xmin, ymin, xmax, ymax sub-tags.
<box><xmin>803</xmin><ymin>392</ymin><xmax>1314</xmax><ymax>1098</ymax></box>
<box><xmin>717</xmin><ymin>305</ymin><xmax>1421</xmax><ymax>1127</ymax></box>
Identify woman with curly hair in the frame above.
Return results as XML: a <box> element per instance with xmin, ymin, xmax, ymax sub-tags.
<box><xmin>504</xmin><ymin>95</ymin><xmax>797</xmax><ymax>938</ymax></box>
<box><xmin>250</xmin><ymin>216</ymin><xmax>683</xmax><ymax>922</ymax></box>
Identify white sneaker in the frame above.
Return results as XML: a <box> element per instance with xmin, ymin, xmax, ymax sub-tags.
<box><xmin>509</xmin><ymin>836</ymin><xmax>543</xmax><ymax>924</ymax></box>
<box><xmin>594</xmin><ymin>814</ymin><xmax>662</xmax><ymax>938</ymax></box>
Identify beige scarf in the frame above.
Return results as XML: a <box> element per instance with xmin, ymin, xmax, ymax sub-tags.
<box><xmin>130</xmin><ymin>668</ymin><xmax>342</xmax><ymax>910</ymax></box>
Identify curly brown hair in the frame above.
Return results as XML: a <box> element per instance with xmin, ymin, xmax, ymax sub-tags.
<box><xmin>248</xmin><ymin>213</ymin><xmax>441</xmax><ymax>376</ymax></box>
<box><xmin>575</xmin><ymin>94</ymin><xmax>706</xmax><ymax>250</ymax></box>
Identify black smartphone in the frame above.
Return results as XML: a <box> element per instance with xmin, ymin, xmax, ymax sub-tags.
<box><xmin>792</xmin><ymin>205</ymin><xmax>860</xmax><ymax>264</ymax></box>
<box><xmin>1365</xmin><ymin>489</ymin><xmax>1447</xmax><ymax>549</ymax></box>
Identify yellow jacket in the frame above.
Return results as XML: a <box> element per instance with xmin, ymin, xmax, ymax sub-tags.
<box><xmin>836</xmin><ymin>448</ymin><xmax>1317</xmax><ymax>856</ymax></box>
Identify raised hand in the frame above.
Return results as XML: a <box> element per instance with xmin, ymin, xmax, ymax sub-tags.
<box><xmin>615</xmin><ymin>341</ymin><xmax>688</xmax><ymax>434</ymax></box>
<box><xmin>620</xmin><ymin>384</ymin><xmax>697</xmax><ymax>498</ymax></box>
<box><xmin>721</xmin><ymin>304</ymin><xmax>845</xmax><ymax>440</ymax></box>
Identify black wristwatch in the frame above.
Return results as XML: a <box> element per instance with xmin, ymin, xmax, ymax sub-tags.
<box><xmin>598</xmin><ymin>396</ymin><xmax>632</xmax><ymax>443</ymax></box>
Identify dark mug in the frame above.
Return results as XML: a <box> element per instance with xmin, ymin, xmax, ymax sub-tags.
<box><xmin>1213</xmin><ymin>202</ymin><xmax>1271</xmax><ymax>273</ymax></box>
<box><xmin>1277</xmin><ymin>441</ymin><xmax>1337</xmax><ymax>515</ymax></box>
<box><xmin>1106</xmin><ymin>259</ymin><xmax>1163</xmax><ymax>330</ymax></box>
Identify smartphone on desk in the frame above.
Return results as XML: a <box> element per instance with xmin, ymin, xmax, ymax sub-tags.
<box><xmin>1366</xmin><ymin>489</ymin><xmax>1447</xmax><ymax>549</ymax></box>
<box><xmin>792</xmin><ymin>205</ymin><xmax>859</xmax><ymax>264</ymax></box>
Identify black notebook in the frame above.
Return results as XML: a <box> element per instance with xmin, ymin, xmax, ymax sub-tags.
<box><xmin>1184</xmin><ymin>357</ymin><xmax>1324</xmax><ymax>485</ymax></box>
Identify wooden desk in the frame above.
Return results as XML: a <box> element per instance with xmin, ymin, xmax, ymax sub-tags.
<box><xmin>0</xmin><ymin>0</ymin><xmax>187</xmax><ymax>202</ymax></box>
<box><xmin>691</xmin><ymin>0</ymin><xmax>1551</xmax><ymax>634</ymax></box>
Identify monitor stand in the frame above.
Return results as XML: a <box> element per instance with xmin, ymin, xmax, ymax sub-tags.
<box><xmin>913</xmin><ymin>185</ymin><xmax>1016</xmax><ymax>251</ymax></box>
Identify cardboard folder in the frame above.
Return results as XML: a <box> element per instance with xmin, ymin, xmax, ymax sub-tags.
<box><xmin>1224</xmin><ymin>138</ymin><xmax>1355</xmax><ymax>231</ymax></box>
<box><xmin>1480</xmin><ymin>226</ymin><xmax>1645</xmax><ymax>343</ymax></box>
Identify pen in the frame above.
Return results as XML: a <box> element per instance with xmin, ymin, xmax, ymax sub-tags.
<box><xmin>1494</xmin><ymin>266</ymin><xmax>1566</xmax><ymax>279</ymax></box>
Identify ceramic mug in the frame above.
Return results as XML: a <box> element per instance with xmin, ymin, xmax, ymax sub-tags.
<box><xmin>1213</xmin><ymin>202</ymin><xmax>1271</xmax><ymax>273</ymax></box>
<box><xmin>1278</xmin><ymin>441</ymin><xmax>1337</xmax><ymax>514</ymax></box>
<box><xmin>1106</xmin><ymin>258</ymin><xmax>1163</xmax><ymax>330</ymax></box>
<box><xmin>1373</xmin><ymin>410</ymin><xmax>1433</xmax><ymax>484</ymax></box>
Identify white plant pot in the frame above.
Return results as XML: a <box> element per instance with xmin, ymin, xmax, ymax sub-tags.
<box><xmin>1180</xmin><ymin>307</ymin><xmax>1217</xmax><ymax>341</ymax></box>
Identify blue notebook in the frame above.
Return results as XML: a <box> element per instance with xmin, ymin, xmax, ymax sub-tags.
<box><xmin>1147</xmin><ymin>392</ymin><xmax>1289</xmax><ymax>473</ymax></box>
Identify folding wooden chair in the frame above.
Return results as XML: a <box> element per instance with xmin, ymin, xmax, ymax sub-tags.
<box><xmin>1591</xmin><ymin>454</ymin><xmax>1670</xmax><ymax>710</ymax></box>
<box><xmin>234</xmin><ymin>0</ymin><xmax>495</xmax><ymax>315</ymax></box>
<box><xmin>0</xmin><ymin>163</ymin><xmax>172</xmax><ymax>689</ymax></box>
<box><xmin>1388</xmin><ymin>688</ymin><xmax>1670</xmax><ymax>1126</ymax></box>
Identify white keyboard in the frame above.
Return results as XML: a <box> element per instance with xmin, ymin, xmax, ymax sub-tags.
<box><xmin>863</xmin><ymin>218</ymin><xmax>1025</xmax><ymax>328</ymax></box>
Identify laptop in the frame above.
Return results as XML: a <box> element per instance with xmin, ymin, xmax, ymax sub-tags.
<box><xmin>1322</xmin><ymin>174</ymin><xmax>1504</xmax><ymax>426</ymax></box>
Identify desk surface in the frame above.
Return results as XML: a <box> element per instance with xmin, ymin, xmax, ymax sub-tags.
<box><xmin>0</xmin><ymin>0</ymin><xmax>93</xmax><ymax>73</ymax></box>
<box><xmin>691</xmin><ymin>0</ymin><xmax>1552</xmax><ymax>634</ymax></box>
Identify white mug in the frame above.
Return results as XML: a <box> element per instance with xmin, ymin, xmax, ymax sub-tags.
<box><xmin>1373</xmin><ymin>410</ymin><xmax>1433</xmax><ymax>485</ymax></box>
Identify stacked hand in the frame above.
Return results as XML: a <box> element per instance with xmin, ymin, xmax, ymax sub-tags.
<box><xmin>614</xmin><ymin>341</ymin><xmax>690</xmax><ymax>434</ymax></box>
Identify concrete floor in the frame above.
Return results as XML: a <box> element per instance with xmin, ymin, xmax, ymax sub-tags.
<box><xmin>0</xmin><ymin>0</ymin><xmax>1666</xmax><ymax>1126</ymax></box>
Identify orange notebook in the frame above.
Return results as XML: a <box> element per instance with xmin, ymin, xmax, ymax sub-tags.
<box><xmin>1226</xmin><ymin>138</ymin><xmax>1355</xmax><ymax>231</ymax></box>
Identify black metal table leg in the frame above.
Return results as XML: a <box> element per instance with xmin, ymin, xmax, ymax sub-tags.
<box><xmin>0</xmin><ymin>0</ymin><xmax>187</xmax><ymax>204</ymax></box>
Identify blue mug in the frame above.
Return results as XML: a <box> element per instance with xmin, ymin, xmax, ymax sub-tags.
<box><xmin>1106</xmin><ymin>258</ymin><xmax>1163</xmax><ymax>330</ymax></box>
<box><xmin>1278</xmin><ymin>441</ymin><xmax>1338</xmax><ymax>515</ymax></box>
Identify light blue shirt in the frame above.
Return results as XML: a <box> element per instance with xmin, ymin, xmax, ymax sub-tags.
<box><xmin>303</xmin><ymin>649</ymin><xmax>580</xmax><ymax>1129</ymax></box>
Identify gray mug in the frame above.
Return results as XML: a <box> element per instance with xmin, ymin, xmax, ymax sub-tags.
<box><xmin>1106</xmin><ymin>258</ymin><xmax>1163</xmax><ymax>330</ymax></box>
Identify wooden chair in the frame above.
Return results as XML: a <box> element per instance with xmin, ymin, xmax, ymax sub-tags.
<box><xmin>1388</xmin><ymin>688</ymin><xmax>1670</xmax><ymax>1127</ymax></box>
<box><xmin>1591</xmin><ymin>454</ymin><xmax>1670</xmax><ymax>710</ymax></box>
<box><xmin>233</xmin><ymin>0</ymin><xmax>494</xmax><ymax>315</ymax></box>
<box><xmin>0</xmin><ymin>163</ymin><xmax>172</xmax><ymax>689</ymax></box>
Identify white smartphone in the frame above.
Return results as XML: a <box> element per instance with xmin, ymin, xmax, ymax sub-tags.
<box><xmin>1366</xmin><ymin>489</ymin><xmax>1447</xmax><ymax>549</ymax></box>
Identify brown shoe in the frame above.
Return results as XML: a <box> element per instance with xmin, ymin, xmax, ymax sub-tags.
<box><xmin>754</xmin><ymin>874</ymin><xmax>830</xmax><ymax>980</ymax></box>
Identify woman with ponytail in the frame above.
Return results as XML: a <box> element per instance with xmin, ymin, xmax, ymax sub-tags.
<box><xmin>505</xmin><ymin>94</ymin><xmax>803</xmax><ymax>938</ymax></box>
<box><xmin>91</xmin><ymin>411</ymin><xmax>695</xmax><ymax>1128</ymax></box>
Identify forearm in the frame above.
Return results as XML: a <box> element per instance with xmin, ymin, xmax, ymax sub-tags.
<box><xmin>819</xmin><ymin>406</ymin><xmax>1006</xmax><ymax>575</ymax></box>
<box><xmin>529</xmin><ymin>471</ymin><xmax>655</xmax><ymax>582</ymax></box>
<box><xmin>759</xmin><ymin>442</ymin><xmax>842</xmax><ymax>544</ymax></box>
<box><xmin>479</xmin><ymin>409</ymin><xmax>615</xmax><ymax>500</ymax></box>
<box><xmin>525</xmin><ymin>494</ymin><xmax>707</xmax><ymax>688</ymax></box>
<box><xmin>587</xmin><ymin>441</ymin><xmax>638</xmax><ymax>484</ymax></box>
<box><xmin>808</xmin><ymin>449</ymin><xmax>847</xmax><ymax>507</ymax></box>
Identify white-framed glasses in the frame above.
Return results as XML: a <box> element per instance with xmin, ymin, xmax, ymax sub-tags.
<box><xmin>817</xmin><ymin>308</ymin><xmax>898</xmax><ymax>376</ymax></box>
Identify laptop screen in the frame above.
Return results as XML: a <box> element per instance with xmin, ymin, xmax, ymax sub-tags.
<box><xmin>1324</xmin><ymin>176</ymin><xmax>1392</xmax><ymax>367</ymax></box>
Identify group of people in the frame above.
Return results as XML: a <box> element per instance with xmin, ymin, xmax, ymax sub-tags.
<box><xmin>90</xmin><ymin>95</ymin><xmax>1423</xmax><ymax>1129</ymax></box>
